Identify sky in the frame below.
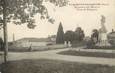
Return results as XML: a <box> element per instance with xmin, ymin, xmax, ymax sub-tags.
<box><xmin>0</xmin><ymin>0</ymin><xmax>115</xmax><ymax>42</ymax></box>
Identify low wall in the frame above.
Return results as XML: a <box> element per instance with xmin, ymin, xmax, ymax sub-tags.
<box><xmin>9</xmin><ymin>44</ymin><xmax>67</xmax><ymax>52</ymax></box>
<box><xmin>31</xmin><ymin>44</ymin><xmax>67</xmax><ymax>51</ymax></box>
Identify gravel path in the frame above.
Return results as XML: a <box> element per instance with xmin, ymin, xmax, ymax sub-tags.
<box><xmin>1</xmin><ymin>48</ymin><xmax>115</xmax><ymax>66</ymax></box>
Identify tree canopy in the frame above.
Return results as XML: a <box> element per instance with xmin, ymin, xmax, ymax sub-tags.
<box><xmin>91</xmin><ymin>29</ymin><xmax>99</xmax><ymax>43</ymax></box>
<box><xmin>0</xmin><ymin>0</ymin><xmax>68</xmax><ymax>29</ymax></box>
<box><xmin>56</xmin><ymin>22</ymin><xmax>64</xmax><ymax>44</ymax></box>
<box><xmin>64</xmin><ymin>30</ymin><xmax>74</xmax><ymax>43</ymax></box>
<box><xmin>74</xmin><ymin>27</ymin><xmax>85</xmax><ymax>41</ymax></box>
<box><xmin>64</xmin><ymin>27</ymin><xmax>85</xmax><ymax>44</ymax></box>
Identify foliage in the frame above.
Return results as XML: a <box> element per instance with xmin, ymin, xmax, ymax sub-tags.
<box><xmin>64</xmin><ymin>27</ymin><xmax>85</xmax><ymax>44</ymax></box>
<box><xmin>56</xmin><ymin>22</ymin><xmax>64</xmax><ymax>44</ymax></box>
<box><xmin>86</xmin><ymin>39</ymin><xmax>95</xmax><ymax>48</ymax></box>
<box><xmin>64</xmin><ymin>30</ymin><xmax>74</xmax><ymax>43</ymax></box>
<box><xmin>0</xmin><ymin>0</ymin><xmax>68</xmax><ymax>29</ymax></box>
<box><xmin>58</xmin><ymin>50</ymin><xmax>115</xmax><ymax>58</ymax></box>
<box><xmin>107</xmin><ymin>32</ymin><xmax>115</xmax><ymax>46</ymax></box>
<box><xmin>108</xmin><ymin>40</ymin><xmax>115</xmax><ymax>46</ymax></box>
<box><xmin>91</xmin><ymin>29</ymin><xmax>99</xmax><ymax>44</ymax></box>
<box><xmin>74</xmin><ymin>27</ymin><xmax>85</xmax><ymax>41</ymax></box>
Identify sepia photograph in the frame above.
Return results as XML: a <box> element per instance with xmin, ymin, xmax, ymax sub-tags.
<box><xmin>0</xmin><ymin>0</ymin><xmax>115</xmax><ymax>73</ymax></box>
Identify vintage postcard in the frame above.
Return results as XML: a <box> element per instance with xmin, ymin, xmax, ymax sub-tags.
<box><xmin>0</xmin><ymin>0</ymin><xmax>115</xmax><ymax>73</ymax></box>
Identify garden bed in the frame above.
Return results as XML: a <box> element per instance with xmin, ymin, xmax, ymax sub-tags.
<box><xmin>58</xmin><ymin>50</ymin><xmax>115</xmax><ymax>58</ymax></box>
<box><xmin>86</xmin><ymin>46</ymin><xmax>115</xmax><ymax>50</ymax></box>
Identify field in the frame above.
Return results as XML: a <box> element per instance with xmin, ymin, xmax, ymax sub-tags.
<box><xmin>1</xmin><ymin>59</ymin><xmax>115</xmax><ymax>73</ymax></box>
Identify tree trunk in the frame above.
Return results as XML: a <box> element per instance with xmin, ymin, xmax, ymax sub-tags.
<box><xmin>3</xmin><ymin>0</ymin><xmax>8</xmax><ymax>63</ymax></box>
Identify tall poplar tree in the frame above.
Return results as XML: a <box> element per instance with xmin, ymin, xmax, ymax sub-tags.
<box><xmin>56</xmin><ymin>22</ymin><xmax>64</xmax><ymax>44</ymax></box>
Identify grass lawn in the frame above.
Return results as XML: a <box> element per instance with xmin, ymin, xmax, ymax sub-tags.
<box><xmin>8</xmin><ymin>44</ymin><xmax>67</xmax><ymax>52</ymax></box>
<box><xmin>1</xmin><ymin>59</ymin><xmax>115</xmax><ymax>73</ymax></box>
<box><xmin>58</xmin><ymin>50</ymin><xmax>115</xmax><ymax>58</ymax></box>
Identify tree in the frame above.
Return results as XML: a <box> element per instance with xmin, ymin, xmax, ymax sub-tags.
<box><xmin>64</xmin><ymin>30</ymin><xmax>74</xmax><ymax>44</ymax></box>
<box><xmin>0</xmin><ymin>37</ymin><xmax>3</xmax><ymax>51</ymax></box>
<box><xmin>0</xmin><ymin>0</ymin><xmax>68</xmax><ymax>29</ymax></box>
<box><xmin>91</xmin><ymin>29</ymin><xmax>99</xmax><ymax>44</ymax></box>
<box><xmin>56</xmin><ymin>22</ymin><xmax>64</xmax><ymax>44</ymax></box>
<box><xmin>107</xmin><ymin>30</ymin><xmax>115</xmax><ymax>46</ymax></box>
<box><xmin>64</xmin><ymin>27</ymin><xmax>85</xmax><ymax>44</ymax></box>
<box><xmin>64</xmin><ymin>27</ymin><xmax>85</xmax><ymax>47</ymax></box>
<box><xmin>0</xmin><ymin>0</ymin><xmax>68</xmax><ymax>62</ymax></box>
<box><xmin>74</xmin><ymin>27</ymin><xmax>85</xmax><ymax>41</ymax></box>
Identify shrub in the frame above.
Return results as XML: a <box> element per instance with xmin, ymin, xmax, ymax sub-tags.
<box><xmin>86</xmin><ymin>40</ymin><xmax>95</xmax><ymax>48</ymax></box>
<box><xmin>108</xmin><ymin>39</ymin><xmax>115</xmax><ymax>46</ymax></box>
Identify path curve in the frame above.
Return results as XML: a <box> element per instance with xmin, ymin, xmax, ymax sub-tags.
<box><xmin>0</xmin><ymin>48</ymin><xmax>115</xmax><ymax>66</ymax></box>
